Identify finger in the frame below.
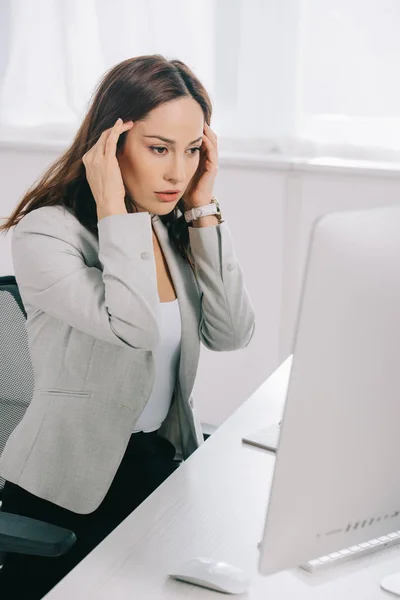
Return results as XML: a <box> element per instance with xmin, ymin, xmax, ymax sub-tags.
<box><xmin>203</xmin><ymin>127</ymin><xmax>217</xmax><ymax>150</ymax></box>
<box><xmin>83</xmin><ymin>129</ymin><xmax>108</xmax><ymax>161</ymax></box>
<box><xmin>202</xmin><ymin>133</ymin><xmax>217</xmax><ymax>153</ymax></box>
<box><xmin>105</xmin><ymin>119</ymin><xmax>134</xmax><ymax>155</ymax></box>
<box><xmin>85</xmin><ymin>126</ymin><xmax>116</xmax><ymax>160</ymax></box>
<box><xmin>201</xmin><ymin>135</ymin><xmax>218</xmax><ymax>169</ymax></box>
<box><xmin>93</xmin><ymin>119</ymin><xmax>132</xmax><ymax>156</ymax></box>
<box><xmin>86</xmin><ymin>119</ymin><xmax>133</xmax><ymax>161</ymax></box>
<box><xmin>204</xmin><ymin>122</ymin><xmax>217</xmax><ymax>141</ymax></box>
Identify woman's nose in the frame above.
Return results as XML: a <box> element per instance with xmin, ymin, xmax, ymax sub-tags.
<box><xmin>166</xmin><ymin>157</ymin><xmax>186</xmax><ymax>184</ymax></box>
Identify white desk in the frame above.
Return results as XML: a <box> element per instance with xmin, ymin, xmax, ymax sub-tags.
<box><xmin>44</xmin><ymin>356</ymin><xmax>400</xmax><ymax>599</ymax></box>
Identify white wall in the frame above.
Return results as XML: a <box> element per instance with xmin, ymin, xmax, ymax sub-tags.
<box><xmin>197</xmin><ymin>162</ymin><xmax>286</xmax><ymax>425</ymax></box>
<box><xmin>2</xmin><ymin>143</ymin><xmax>400</xmax><ymax>427</ymax></box>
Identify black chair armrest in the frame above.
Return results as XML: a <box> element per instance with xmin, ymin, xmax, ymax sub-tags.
<box><xmin>0</xmin><ymin>512</ymin><xmax>76</xmax><ymax>557</ymax></box>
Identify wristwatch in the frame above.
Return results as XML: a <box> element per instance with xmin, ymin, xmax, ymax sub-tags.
<box><xmin>184</xmin><ymin>197</ymin><xmax>223</xmax><ymax>224</ymax></box>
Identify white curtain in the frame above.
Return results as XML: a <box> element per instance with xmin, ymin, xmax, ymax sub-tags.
<box><xmin>298</xmin><ymin>0</ymin><xmax>400</xmax><ymax>153</ymax></box>
<box><xmin>0</xmin><ymin>0</ymin><xmax>104</xmax><ymax>132</ymax></box>
<box><xmin>1</xmin><ymin>0</ymin><xmax>400</xmax><ymax>155</ymax></box>
<box><xmin>0</xmin><ymin>0</ymin><xmax>215</xmax><ymax>140</ymax></box>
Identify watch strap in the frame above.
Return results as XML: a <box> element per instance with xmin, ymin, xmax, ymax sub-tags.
<box><xmin>184</xmin><ymin>197</ymin><xmax>222</xmax><ymax>223</ymax></box>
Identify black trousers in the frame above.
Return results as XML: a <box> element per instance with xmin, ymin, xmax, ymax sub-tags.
<box><xmin>0</xmin><ymin>431</ymin><xmax>177</xmax><ymax>599</ymax></box>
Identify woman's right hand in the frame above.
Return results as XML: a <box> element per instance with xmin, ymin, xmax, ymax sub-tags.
<box><xmin>82</xmin><ymin>118</ymin><xmax>134</xmax><ymax>219</ymax></box>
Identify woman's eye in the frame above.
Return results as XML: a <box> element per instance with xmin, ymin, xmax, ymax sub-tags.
<box><xmin>150</xmin><ymin>146</ymin><xmax>167</xmax><ymax>155</ymax></box>
<box><xmin>149</xmin><ymin>146</ymin><xmax>201</xmax><ymax>156</ymax></box>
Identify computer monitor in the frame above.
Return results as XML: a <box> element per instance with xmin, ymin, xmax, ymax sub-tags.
<box><xmin>258</xmin><ymin>206</ymin><xmax>400</xmax><ymax>587</ymax></box>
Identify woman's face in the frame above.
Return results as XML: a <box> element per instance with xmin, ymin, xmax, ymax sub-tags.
<box><xmin>118</xmin><ymin>97</ymin><xmax>204</xmax><ymax>215</ymax></box>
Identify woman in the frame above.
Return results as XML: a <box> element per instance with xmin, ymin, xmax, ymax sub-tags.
<box><xmin>0</xmin><ymin>54</ymin><xmax>255</xmax><ymax>598</ymax></box>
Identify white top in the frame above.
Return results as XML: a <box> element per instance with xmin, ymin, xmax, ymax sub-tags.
<box><xmin>132</xmin><ymin>299</ymin><xmax>181</xmax><ymax>433</ymax></box>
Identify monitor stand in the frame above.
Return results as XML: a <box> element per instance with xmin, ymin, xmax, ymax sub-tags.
<box><xmin>381</xmin><ymin>573</ymin><xmax>400</xmax><ymax>596</ymax></box>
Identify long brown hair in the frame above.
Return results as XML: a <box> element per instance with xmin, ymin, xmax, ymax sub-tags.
<box><xmin>0</xmin><ymin>54</ymin><xmax>212</xmax><ymax>265</ymax></box>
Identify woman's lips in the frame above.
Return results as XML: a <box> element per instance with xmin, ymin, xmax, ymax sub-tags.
<box><xmin>155</xmin><ymin>192</ymin><xmax>180</xmax><ymax>202</ymax></box>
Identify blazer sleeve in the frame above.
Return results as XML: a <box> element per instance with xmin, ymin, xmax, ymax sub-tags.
<box><xmin>11</xmin><ymin>206</ymin><xmax>160</xmax><ymax>350</ymax></box>
<box><xmin>188</xmin><ymin>221</ymin><xmax>256</xmax><ymax>351</ymax></box>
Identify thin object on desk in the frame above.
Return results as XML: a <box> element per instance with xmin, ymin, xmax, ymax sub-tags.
<box><xmin>242</xmin><ymin>422</ymin><xmax>281</xmax><ymax>453</ymax></box>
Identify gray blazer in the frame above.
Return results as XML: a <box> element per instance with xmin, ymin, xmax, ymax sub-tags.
<box><xmin>0</xmin><ymin>205</ymin><xmax>255</xmax><ymax>514</ymax></box>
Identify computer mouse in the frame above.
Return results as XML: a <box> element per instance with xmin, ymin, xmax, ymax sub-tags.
<box><xmin>168</xmin><ymin>556</ymin><xmax>251</xmax><ymax>595</ymax></box>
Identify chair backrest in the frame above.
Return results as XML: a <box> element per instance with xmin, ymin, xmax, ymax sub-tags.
<box><xmin>0</xmin><ymin>276</ymin><xmax>35</xmax><ymax>494</ymax></box>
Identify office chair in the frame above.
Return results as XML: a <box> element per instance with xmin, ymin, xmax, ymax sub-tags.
<box><xmin>0</xmin><ymin>276</ymin><xmax>76</xmax><ymax>575</ymax></box>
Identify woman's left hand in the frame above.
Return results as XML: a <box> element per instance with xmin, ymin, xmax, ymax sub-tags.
<box><xmin>184</xmin><ymin>122</ymin><xmax>218</xmax><ymax>209</ymax></box>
